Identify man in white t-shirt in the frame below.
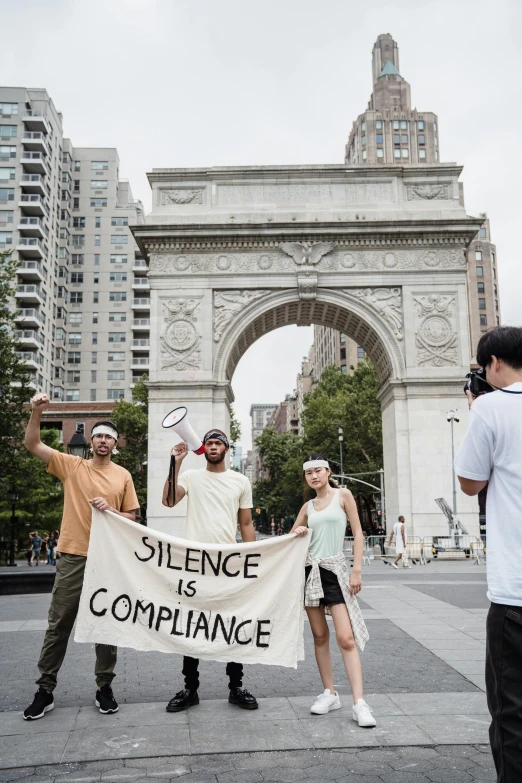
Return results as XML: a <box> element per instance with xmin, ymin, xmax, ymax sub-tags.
<box><xmin>161</xmin><ymin>428</ymin><xmax>258</xmax><ymax>713</ymax></box>
<box><xmin>454</xmin><ymin>326</ymin><xmax>522</xmax><ymax>782</ymax></box>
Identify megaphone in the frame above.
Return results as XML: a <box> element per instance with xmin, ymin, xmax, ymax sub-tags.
<box><xmin>162</xmin><ymin>406</ymin><xmax>205</xmax><ymax>455</ymax></box>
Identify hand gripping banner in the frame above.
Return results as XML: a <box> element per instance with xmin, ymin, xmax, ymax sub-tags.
<box><xmin>75</xmin><ymin>509</ymin><xmax>310</xmax><ymax>668</ymax></box>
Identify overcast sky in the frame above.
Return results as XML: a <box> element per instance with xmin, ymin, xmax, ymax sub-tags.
<box><xmin>2</xmin><ymin>0</ymin><xmax>520</xmax><ymax>450</ymax></box>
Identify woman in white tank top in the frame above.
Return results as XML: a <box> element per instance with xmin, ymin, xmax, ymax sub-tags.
<box><xmin>290</xmin><ymin>454</ymin><xmax>376</xmax><ymax>728</ymax></box>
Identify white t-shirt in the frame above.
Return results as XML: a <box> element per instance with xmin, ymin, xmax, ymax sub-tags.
<box><xmin>454</xmin><ymin>382</ymin><xmax>522</xmax><ymax>606</ymax></box>
<box><xmin>393</xmin><ymin>521</ymin><xmax>405</xmax><ymax>554</ymax></box>
<box><xmin>178</xmin><ymin>468</ymin><xmax>253</xmax><ymax>545</ymax></box>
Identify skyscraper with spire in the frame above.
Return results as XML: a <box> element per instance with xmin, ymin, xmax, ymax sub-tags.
<box><xmin>345</xmin><ymin>33</ymin><xmax>440</xmax><ymax>166</ymax></box>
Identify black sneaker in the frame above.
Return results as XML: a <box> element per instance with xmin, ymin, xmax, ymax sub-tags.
<box><xmin>166</xmin><ymin>689</ymin><xmax>199</xmax><ymax>712</ymax></box>
<box><xmin>228</xmin><ymin>687</ymin><xmax>258</xmax><ymax>710</ymax></box>
<box><xmin>95</xmin><ymin>684</ymin><xmax>119</xmax><ymax>714</ymax></box>
<box><xmin>23</xmin><ymin>688</ymin><xmax>54</xmax><ymax>721</ymax></box>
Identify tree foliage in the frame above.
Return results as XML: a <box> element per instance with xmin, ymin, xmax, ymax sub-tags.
<box><xmin>302</xmin><ymin>361</ymin><xmax>383</xmax><ymax>476</ymax></box>
<box><xmin>229</xmin><ymin>406</ymin><xmax>241</xmax><ymax>448</ymax></box>
<box><xmin>253</xmin><ymin>428</ymin><xmax>306</xmax><ymax>520</ymax></box>
<box><xmin>252</xmin><ymin>361</ymin><xmax>383</xmax><ymax>520</ymax></box>
<box><xmin>111</xmin><ymin>376</ymin><xmax>148</xmax><ymax>519</ymax></box>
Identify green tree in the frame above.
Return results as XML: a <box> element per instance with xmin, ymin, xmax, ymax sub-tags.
<box><xmin>302</xmin><ymin>360</ymin><xmax>383</xmax><ymax>476</ymax></box>
<box><xmin>252</xmin><ymin>428</ymin><xmax>306</xmax><ymax>520</ymax></box>
<box><xmin>111</xmin><ymin>376</ymin><xmax>148</xmax><ymax>520</ymax></box>
<box><xmin>229</xmin><ymin>406</ymin><xmax>241</xmax><ymax>448</ymax></box>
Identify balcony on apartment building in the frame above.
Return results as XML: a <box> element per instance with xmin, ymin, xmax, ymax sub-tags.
<box><xmin>15</xmin><ymin>284</ymin><xmax>46</xmax><ymax>305</ymax></box>
<box><xmin>130</xmin><ymin>357</ymin><xmax>150</xmax><ymax>371</ymax></box>
<box><xmin>17</xmin><ymin>216</ymin><xmax>46</xmax><ymax>239</ymax></box>
<box><xmin>20</xmin><ymin>173</ymin><xmax>47</xmax><ymax>197</ymax></box>
<box><xmin>132</xmin><ymin>297</ymin><xmax>150</xmax><ymax>310</ymax></box>
<box><xmin>20</xmin><ymin>150</ymin><xmax>50</xmax><ymax>176</ymax></box>
<box><xmin>19</xmin><ymin>193</ymin><xmax>47</xmax><ymax>216</ymax></box>
<box><xmin>131</xmin><ymin>372</ymin><xmax>149</xmax><ymax>388</ymax></box>
<box><xmin>14</xmin><ymin>329</ymin><xmax>44</xmax><ymax>350</ymax></box>
<box><xmin>22</xmin><ymin>110</ymin><xmax>51</xmax><ymax>134</ymax></box>
<box><xmin>22</xmin><ymin>131</ymin><xmax>49</xmax><ymax>153</ymax></box>
<box><xmin>14</xmin><ymin>308</ymin><xmax>45</xmax><ymax>328</ymax></box>
<box><xmin>132</xmin><ymin>318</ymin><xmax>150</xmax><ymax>330</ymax></box>
<box><xmin>132</xmin><ymin>258</ymin><xmax>148</xmax><ymax>272</ymax></box>
<box><xmin>132</xmin><ymin>277</ymin><xmax>150</xmax><ymax>291</ymax></box>
<box><xmin>17</xmin><ymin>260</ymin><xmax>45</xmax><ymax>283</ymax></box>
<box><xmin>132</xmin><ymin>338</ymin><xmax>150</xmax><ymax>350</ymax></box>
<box><xmin>16</xmin><ymin>237</ymin><xmax>46</xmax><ymax>259</ymax></box>
<box><xmin>15</xmin><ymin>351</ymin><xmax>41</xmax><ymax>370</ymax></box>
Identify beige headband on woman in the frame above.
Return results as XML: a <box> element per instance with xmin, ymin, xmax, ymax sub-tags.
<box><xmin>303</xmin><ymin>460</ymin><xmax>329</xmax><ymax>470</ymax></box>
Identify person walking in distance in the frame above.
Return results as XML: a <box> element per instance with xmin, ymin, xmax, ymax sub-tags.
<box><xmin>388</xmin><ymin>516</ymin><xmax>409</xmax><ymax>569</ymax></box>
<box><xmin>291</xmin><ymin>454</ymin><xmax>376</xmax><ymax>728</ymax></box>
<box><xmin>454</xmin><ymin>326</ymin><xmax>522</xmax><ymax>782</ymax></box>
<box><xmin>31</xmin><ymin>530</ymin><xmax>42</xmax><ymax>566</ymax></box>
<box><xmin>22</xmin><ymin>393</ymin><xmax>140</xmax><ymax>721</ymax></box>
<box><xmin>162</xmin><ymin>429</ymin><xmax>259</xmax><ymax>712</ymax></box>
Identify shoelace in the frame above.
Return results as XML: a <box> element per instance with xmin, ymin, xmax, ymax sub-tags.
<box><xmin>316</xmin><ymin>692</ymin><xmax>335</xmax><ymax>702</ymax></box>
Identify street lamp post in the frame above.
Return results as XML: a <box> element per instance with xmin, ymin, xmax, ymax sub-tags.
<box><xmin>447</xmin><ymin>410</ymin><xmax>460</xmax><ymax>515</ymax></box>
<box><xmin>7</xmin><ymin>489</ymin><xmax>18</xmax><ymax>568</ymax></box>
<box><xmin>67</xmin><ymin>431</ymin><xmax>90</xmax><ymax>459</ymax></box>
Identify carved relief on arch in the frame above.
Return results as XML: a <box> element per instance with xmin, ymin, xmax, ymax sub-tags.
<box><xmin>160</xmin><ymin>297</ymin><xmax>202</xmax><ymax>371</ymax></box>
<box><xmin>345</xmin><ymin>287</ymin><xmax>403</xmax><ymax>341</ymax></box>
<box><xmin>413</xmin><ymin>294</ymin><xmax>458</xmax><ymax>367</ymax></box>
<box><xmin>213</xmin><ymin>290</ymin><xmax>268</xmax><ymax>342</ymax></box>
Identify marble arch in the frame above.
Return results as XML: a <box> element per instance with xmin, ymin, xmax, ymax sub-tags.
<box><xmin>132</xmin><ymin>163</ymin><xmax>482</xmax><ymax>538</ymax></box>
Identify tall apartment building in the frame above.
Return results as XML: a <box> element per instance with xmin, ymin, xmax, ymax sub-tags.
<box><xmin>295</xmin><ymin>345</ymin><xmax>316</xmax><ymax>436</ymax></box>
<box><xmin>315</xmin><ymin>35</ymin><xmax>501</xmax><ymax>375</ymax></box>
<box><xmin>0</xmin><ymin>87</ymin><xmax>147</xmax><ymax>426</ymax></box>
<box><xmin>249</xmin><ymin>403</ymin><xmax>277</xmax><ymax>483</ymax></box>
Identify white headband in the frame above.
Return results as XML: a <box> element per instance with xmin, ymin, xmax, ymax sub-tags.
<box><xmin>303</xmin><ymin>460</ymin><xmax>329</xmax><ymax>471</ymax></box>
<box><xmin>91</xmin><ymin>425</ymin><xmax>118</xmax><ymax>440</ymax></box>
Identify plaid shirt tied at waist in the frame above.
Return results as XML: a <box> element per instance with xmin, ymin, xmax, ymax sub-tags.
<box><xmin>304</xmin><ymin>551</ymin><xmax>369</xmax><ymax>652</ymax></box>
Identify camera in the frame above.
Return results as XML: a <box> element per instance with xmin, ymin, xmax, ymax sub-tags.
<box><xmin>464</xmin><ymin>367</ymin><xmax>494</xmax><ymax>396</ymax></box>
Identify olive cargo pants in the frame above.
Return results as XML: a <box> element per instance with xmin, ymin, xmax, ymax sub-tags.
<box><xmin>36</xmin><ymin>553</ymin><xmax>117</xmax><ymax>691</ymax></box>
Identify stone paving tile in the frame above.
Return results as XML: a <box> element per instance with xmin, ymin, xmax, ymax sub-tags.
<box><xmin>0</xmin><ymin>731</ymin><xmax>70</xmax><ymax>769</ymax></box>
<box><xmin>60</xmin><ymin>725</ymin><xmax>190</xmax><ymax>764</ymax></box>
<box><xmin>288</xmin><ymin>694</ymin><xmax>403</xmax><ymax>720</ymax></box>
<box><xmin>414</xmin><ymin>713</ymin><xmax>490</xmax><ymax>745</ymax></box>
<box><xmin>0</xmin><ymin>746</ymin><xmax>498</xmax><ymax>783</ymax></box>
<box><xmin>75</xmin><ymin>703</ymin><xmax>187</xmax><ymax>730</ymax></box>
<box><xmin>387</xmin><ymin>692</ymin><xmax>488</xmax><ymax>716</ymax></box>
<box><xmin>0</xmin><ymin>707</ymin><xmax>79</xmax><ymax>736</ymax></box>
<box><xmin>189</xmin><ymin>719</ymin><xmax>311</xmax><ymax>755</ymax></box>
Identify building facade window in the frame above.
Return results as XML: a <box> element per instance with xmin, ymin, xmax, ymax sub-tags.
<box><xmin>478</xmin><ymin>298</ymin><xmax>486</xmax><ymax>310</ymax></box>
<box><xmin>476</xmin><ymin>266</ymin><xmax>483</xmax><ymax>277</ymax></box>
<box><xmin>0</xmin><ymin>103</ymin><xmax>18</xmax><ymax>116</ymax></box>
<box><xmin>108</xmin><ymin>332</ymin><xmax>126</xmax><ymax>342</ymax></box>
<box><xmin>73</xmin><ymin>161</ymin><xmax>81</xmax><ymax>171</ymax></box>
<box><xmin>0</xmin><ymin>146</ymin><xmax>16</xmax><ymax>160</ymax></box>
<box><xmin>394</xmin><ymin>149</ymin><xmax>400</xmax><ymax>159</ymax></box>
<box><xmin>376</xmin><ymin>134</ymin><xmax>383</xmax><ymax>143</ymax></box>
<box><xmin>0</xmin><ymin>188</ymin><xmax>14</xmax><ymax>202</ymax></box>
<box><xmin>90</xmin><ymin>198</ymin><xmax>107</xmax><ymax>207</ymax></box>
<box><xmin>0</xmin><ymin>167</ymin><xmax>15</xmax><ymax>181</ymax></box>
<box><xmin>419</xmin><ymin>150</ymin><xmax>426</xmax><ymax>159</ymax></box>
<box><xmin>107</xmin><ymin>389</ymin><xmax>125</xmax><ymax>400</ymax></box>
<box><xmin>475</xmin><ymin>251</ymin><xmax>482</xmax><ymax>261</ymax></box>
<box><xmin>480</xmin><ymin>227</ymin><xmax>487</xmax><ymax>238</ymax></box>
<box><xmin>108</xmin><ymin>351</ymin><xmax>125</xmax><ymax>361</ymax></box>
<box><xmin>92</xmin><ymin>351</ymin><xmax>97</xmax><ymax>364</ymax></box>
<box><xmin>340</xmin><ymin>365</ymin><xmax>347</xmax><ymax>373</ymax></box>
<box><xmin>112</xmin><ymin>217</ymin><xmax>128</xmax><ymax>226</ymax></box>
<box><xmin>480</xmin><ymin>315</ymin><xmax>487</xmax><ymax>326</ymax></box>
<box><xmin>93</xmin><ymin>292</ymin><xmax>99</xmax><ymax>303</ymax></box>
<box><xmin>95</xmin><ymin>216</ymin><xmax>101</xmax><ymax>228</ymax></box>
<box><xmin>110</xmin><ymin>255</ymin><xmax>127</xmax><ymax>264</ymax></box>
<box><xmin>110</xmin><ymin>272</ymin><xmax>127</xmax><ymax>281</ymax></box>
<box><xmin>0</xmin><ymin>126</ymin><xmax>17</xmax><ymax>138</ymax></box>
<box><xmin>67</xmin><ymin>371</ymin><xmax>80</xmax><ymax>383</ymax></box>
<box><xmin>91</xmin><ymin>180</ymin><xmax>108</xmax><ymax>189</ymax></box>
<box><xmin>417</xmin><ymin>120</ymin><xmax>424</xmax><ymax>130</ymax></box>
<box><xmin>70</xmin><ymin>272</ymin><xmax>83</xmax><ymax>284</ymax></box>
<box><xmin>93</xmin><ymin>312</ymin><xmax>98</xmax><ymax>323</ymax></box>
<box><xmin>70</xmin><ymin>292</ymin><xmax>83</xmax><ymax>304</ymax></box>
<box><xmin>91</xmin><ymin>370</ymin><xmax>97</xmax><ymax>383</ymax></box>
<box><xmin>361</xmin><ymin>135</ymin><xmax>366</xmax><ymax>146</ymax></box>
<box><xmin>95</xmin><ymin>234</ymin><xmax>101</xmax><ymax>246</ymax></box>
<box><xmin>0</xmin><ymin>210</ymin><xmax>13</xmax><ymax>225</ymax></box>
<box><xmin>66</xmin><ymin>390</ymin><xmax>80</xmax><ymax>401</ymax></box>
<box><xmin>69</xmin><ymin>312</ymin><xmax>82</xmax><ymax>325</ymax></box>
<box><xmin>110</xmin><ymin>292</ymin><xmax>127</xmax><ymax>301</ymax></box>
<box><xmin>71</xmin><ymin>254</ymin><xmax>84</xmax><ymax>265</ymax></box>
<box><xmin>90</xmin><ymin>389</ymin><xmax>96</xmax><ymax>401</ymax></box>
<box><xmin>68</xmin><ymin>333</ymin><xmax>81</xmax><ymax>344</ymax></box>
<box><xmin>93</xmin><ymin>272</ymin><xmax>99</xmax><ymax>284</ymax></box>
<box><xmin>92</xmin><ymin>332</ymin><xmax>98</xmax><ymax>344</ymax></box>
<box><xmin>376</xmin><ymin>120</ymin><xmax>382</xmax><ymax>129</ymax></box>
<box><xmin>418</xmin><ymin>135</ymin><xmax>425</xmax><ymax>144</ymax></box>
<box><xmin>477</xmin><ymin>282</ymin><xmax>485</xmax><ymax>293</ymax></box>
<box><xmin>68</xmin><ymin>352</ymin><xmax>81</xmax><ymax>364</ymax></box>
<box><xmin>361</xmin><ymin>121</ymin><xmax>365</xmax><ymax>131</ymax></box>
<box><xmin>91</xmin><ymin>161</ymin><xmax>109</xmax><ymax>170</ymax></box>
<box><xmin>109</xmin><ymin>312</ymin><xmax>126</xmax><ymax>322</ymax></box>
<box><xmin>357</xmin><ymin>347</ymin><xmax>366</xmax><ymax>359</ymax></box>
<box><xmin>111</xmin><ymin>235</ymin><xmax>128</xmax><ymax>244</ymax></box>
<box><xmin>377</xmin><ymin>148</ymin><xmax>383</xmax><ymax>157</ymax></box>
<box><xmin>401</xmin><ymin>148</ymin><xmax>409</xmax><ymax>157</ymax></box>
<box><xmin>362</xmin><ymin>150</ymin><xmax>367</xmax><ymax>160</ymax></box>
<box><xmin>108</xmin><ymin>370</ymin><xmax>125</xmax><ymax>380</ymax></box>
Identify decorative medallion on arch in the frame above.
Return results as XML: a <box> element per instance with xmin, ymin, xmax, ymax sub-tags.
<box><xmin>160</xmin><ymin>297</ymin><xmax>202</xmax><ymax>371</ymax></box>
<box><xmin>413</xmin><ymin>294</ymin><xmax>458</xmax><ymax>367</ymax></box>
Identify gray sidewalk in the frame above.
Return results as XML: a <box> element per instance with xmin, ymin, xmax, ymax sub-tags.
<box><xmin>0</xmin><ymin>692</ymin><xmax>491</xmax><ymax>769</ymax></box>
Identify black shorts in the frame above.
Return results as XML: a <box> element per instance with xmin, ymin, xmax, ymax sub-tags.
<box><xmin>305</xmin><ymin>565</ymin><xmax>345</xmax><ymax>607</ymax></box>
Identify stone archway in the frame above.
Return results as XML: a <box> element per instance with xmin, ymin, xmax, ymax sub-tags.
<box><xmin>133</xmin><ymin>163</ymin><xmax>482</xmax><ymax>538</ymax></box>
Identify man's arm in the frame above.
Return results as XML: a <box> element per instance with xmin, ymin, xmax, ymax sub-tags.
<box><xmin>24</xmin><ymin>394</ymin><xmax>53</xmax><ymax>465</ymax></box>
<box><xmin>162</xmin><ymin>443</ymin><xmax>188</xmax><ymax>506</ymax></box>
<box><xmin>458</xmin><ymin>477</ymin><xmax>488</xmax><ymax>496</ymax></box>
<box><xmin>238</xmin><ymin>508</ymin><xmax>256</xmax><ymax>542</ymax></box>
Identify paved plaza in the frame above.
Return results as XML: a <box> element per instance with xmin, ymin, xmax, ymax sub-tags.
<box><xmin>0</xmin><ymin>560</ymin><xmax>496</xmax><ymax>782</ymax></box>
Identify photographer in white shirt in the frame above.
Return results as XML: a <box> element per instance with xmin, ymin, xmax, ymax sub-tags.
<box><xmin>454</xmin><ymin>326</ymin><xmax>522</xmax><ymax>783</ymax></box>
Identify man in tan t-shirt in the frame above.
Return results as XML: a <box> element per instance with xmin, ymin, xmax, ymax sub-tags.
<box><xmin>22</xmin><ymin>393</ymin><xmax>139</xmax><ymax>722</ymax></box>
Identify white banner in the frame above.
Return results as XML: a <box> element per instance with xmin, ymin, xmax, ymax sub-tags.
<box><xmin>75</xmin><ymin>509</ymin><xmax>310</xmax><ymax>668</ymax></box>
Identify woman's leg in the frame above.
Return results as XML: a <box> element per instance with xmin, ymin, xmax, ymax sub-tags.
<box><xmin>394</xmin><ymin>552</ymin><xmax>403</xmax><ymax>565</ymax></box>
<box><xmin>306</xmin><ymin>606</ymin><xmax>335</xmax><ymax>692</ymax></box>
<box><xmin>329</xmin><ymin>603</ymin><xmax>364</xmax><ymax>703</ymax></box>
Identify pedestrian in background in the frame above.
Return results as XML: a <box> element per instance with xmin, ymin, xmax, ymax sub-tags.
<box><xmin>387</xmin><ymin>516</ymin><xmax>409</xmax><ymax>569</ymax></box>
<box><xmin>455</xmin><ymin>326</ymin><xmax>522</xmax><ymax>782</ymax></box>
<box><xmin>26</xmin><ymin>533</ymin><xmax>34</xmax><ymax>566</ymax></box>
<box><xmin>31</xmin><ymin>531</ymin><xmax>42</xmax><ymax>566</ymax></box>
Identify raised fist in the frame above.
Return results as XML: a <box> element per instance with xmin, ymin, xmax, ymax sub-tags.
<box><xmin>31</xmin><ymin>393</ymin><xmax>50</xmax><ymax>410</ymax></box>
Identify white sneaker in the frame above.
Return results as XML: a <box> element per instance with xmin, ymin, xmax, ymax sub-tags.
<box><xmin>310</xmin><ymin>689</ymin><xmax>341</xmax><ymax>714</ymax></box>
<box><xmin>391</xmin><ymin>562</ymin><xmax>399</xmax><ymax>569</ymax></box>
<box><xmin>352</xmin><ymin>698</ymin><xmax>376</xmax><ymax>727</ymax></box>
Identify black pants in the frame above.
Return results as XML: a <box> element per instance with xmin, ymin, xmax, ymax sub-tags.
<box><xmin>486</xmin><ymin>602</ymin><xmax>522</xmax><ymax>782</ymax></box>
<box><xmin>182</xmin><ymin>656</ymin><xmax>243</xmax><ymax>693</ymax></box>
